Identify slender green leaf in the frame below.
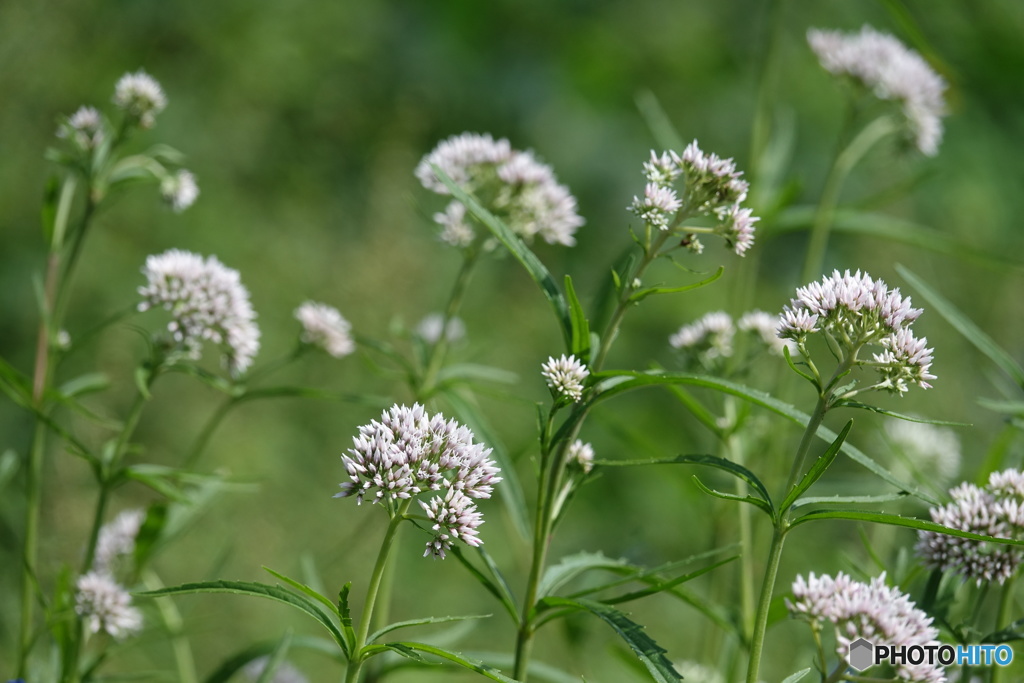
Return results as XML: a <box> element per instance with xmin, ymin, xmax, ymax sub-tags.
<box><xmin>613</xmin><ymin>452</ymin><xmax>773</xmax><ymax>511</ymax></box>
<box><xmin>202</xmin><ymin>637</ymin><xmax>342</xmax><ymax>683</ymax></box>
<box><xmin>254</xmin><ymin>630</ymin><xmax>293</xmax><ymax>683</ymax></box>
<box><xmin>338</xmin><ymin>582</ymin><xmax>355</xmax><ymax>647</ymax></box>
<box><xmin>780</xmin><ymin>419</ymin><xmax>853</xmax><ymax>512</ymax></box>
<box><xmin>791</xmin><ymin>510</ymin><xmax>1024</xmax><ymax>547</ymax></box>
<box><xmin>136</xmin><ymin>580</ymin><xmax>348</xmax><ymax>652</ymax></box>
<box><xmin>985</xmin><ymin>617</ymin><xmax>1024</xmax><ymax>644</ymax></box>
<box><xmin>691</xmin><ymin>476</ymin><xmax>774</xmax><ymax>518</ymax></box>
<box><xmin>602</xmin><ymin>555</ymin><xmax>737</xmax><ymax>605</ymax></box>
<box><xmin>590</xmin><ymin>371</ymin><xmax>939</xmax><ymax>505</ymax></box>
<box><xmin>564</xmin><ymin>275</ymin><xmax>591</xmax><ymax>362</ymax></box>
<box><xmin>629</xmin><ymin>266</ymin><xmax>724</xmax><ymax>305</ymax></box>
<box><xmin>123</xmin><ymin>465</ymin><xmax>189</xmax><ymax>502</ymax></box>
<box><xmin>433</xmin><ymin>165</ymin><xmax>571</xmax><ymax>345</ymax></box>
<box><xmin>977</xmin><ymin>398</ymin><xmax>1024</xmax><ymax>416</ymax></box>
<box><xmin>634</xmin><ymin>89</ymin><xmax>686</xmax><ymax>152</ymax></box>
<box><xmin>436</xmin><ymin>364</ymin><xmax>519</xmax><ymax>388</ymax></box>
<box><xmin>443</xmin><ymin>389</ymin><xmax>529</xmax><ymax>541</ymax></box>
<box><xmin>447</xmin><ymin>545</ymin><xmax>520</xmax><ymax>625</ymax></box>
<box><xmin>538</xmin><ymin>597</ymin><xmax>681</xmax><ymax>683</ymax></box>
<box><xmin>665</xmin><ymin>385</ymin><xmax>723</xmax><ymax>438</ymax></box>
<box><xmin>539</xmin><ymin>551</ymin><xmax>631</xmax><ymax>599</ymax></box>
<box><xmin>781</xmin><ymin>668</ymin><xmax>813</xmax><ymax>683</ymax></box>
<box><xmin>367</xmin><ymin>614</ymin><xmax>491</xmax><ymax>645</ymax></box>
<box><xmin>898</xmin><ymin>265</ymin><xmax>1024</xmax><ymax>387</ymax></box>
<box><xmin>364</xmin><ymin>641</ymin><xmax>519</xmax><ymax>683</ymax></box>
<box><xmin>57</xmin><ymin>372</ymin><xmax>111</xmax><ymax>398</ymax></box>
<box><xmin>0</xmin><ymin>449</ymin><xmax>18</xmax><ymax>490</ymax></box>
<box><xmin>834</xmin><ymin>401</ymin><xmax>969</xmax><ymax>427</ymax></box>
<box><xmin>566</xmin><ymin>546</ymin><xmax>741</xmax><ymax>601</ymax></box>
<box><xmin>463</xmin><ymin>653</ymin><xmax>584</xmax><ymax>683</ymax></box>
<box><xmin>262</xmin><ymin>567</ymin><xmax>342</xmax><ymax>619</ymax></box>
<box><xmin>133</xmin><ymin>503</ymin><xmax>168</xmax><ymax>571</ymax></box>
<box><xmin>792</xmin><ymin>492</ymin><xmax>909</xmax><ymax>508</ymax></box>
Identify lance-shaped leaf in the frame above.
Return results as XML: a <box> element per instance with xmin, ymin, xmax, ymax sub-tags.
<box><xmin>539</xmin><ymin>551</ymin><xmax>631</xmax><ymax>599</ymax></box>
<box><xmin>361</xmin><ymin>641</ymin><xmax>518</xmax><ymax>682</ymax></box>
<box><xmin>780</xmin><ymin>419</ymin><xmax>853</xmax><ymax>513</ymax></box>
<box><xmin>203</xmin><ymin>636</ymin><xmax>342</xmax><ymax>683</ymax></box>
<box><xmin>537</xmin><ymin>597</ymin><xmax>681</xmax><ymax>683</ymax></box>
<box><xmin>629</xmin><ymin>266</ymin><xmax>724</xmax><ymax>304</ymax></box>
<box><xmin>565</xmin><ymin>275</ymin><xmax>591</xmax><ymax>362</ymax></box>
<box><xmin>781</xmin><ymin>668</ymin><xmax>813</xmax><ymax>683</ymax></box>
<box><xmin>366</xmin><ymin>614</ymin><xmax>491</xmax><ymax>645</ymax></box>
<box><xmin>791</xmin><ymin>509</ymin><xmax>1024</xmax><ymax>548</ymax></box>
<box><xmin>447</xmin><ymin>545</ymin><xmax>520</xmax><ymax>625</ymax></box>
<box><xmin>833</xmin><ymin>400</ymin><xmax>969</xmax><ymax>427</ymax></box>
<box><xmin>690</xmin><ymin>475</ymin><xmax>775</xmax><ymax>519</ymax></box>
<box><xmin>136</xmin><ymin>580</ymin><xmax>349</xmax><ymax>655</ymax></box>
<box><xmin>433</xmin><ymin>164</ymin><xmax>571</xmax><ymax>346</ymax></box>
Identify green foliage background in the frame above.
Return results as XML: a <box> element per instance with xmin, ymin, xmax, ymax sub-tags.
<box><xmin>2</xmin><ymin>0</ymin><xmax>1024</xmax><ymax>680</ymax></box>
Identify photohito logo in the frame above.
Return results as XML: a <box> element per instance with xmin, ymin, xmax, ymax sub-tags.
<box><xmin>848</xmin><ymin>638</ymin><xmax>1014</xmax><ymax>671</ymax></box>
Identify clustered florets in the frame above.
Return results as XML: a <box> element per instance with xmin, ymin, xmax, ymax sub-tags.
<box><xmin>415</xmin><ymin>313</ymin><xmax>466</xmax><ymax>345</ymax></box>
<box><xmin>788</xmin><ymin>572</ymin><xmax>944</xmax><ymax>683</ymax></box>
<box><xmin>335</xmin><ymin>404</ymin><xmax>501</xmax><ymax>559</ymax></box>
<box><xmin>138</xmin><ymin>249</ymin><xmax>261</xmax><ymax>375</ymax></box>
<box><xmin>75</xmin><ymin>509</ymin><xmax>146</xmax><ymax>640</ymax></box>
<box><xmin>112</xmin><ymin>70</ymin><xmax>167</xmax><ymax>128</ymax></box>
<box><xmin>294</xmin><ymin>301</ymin><xmax>355</xmax><ymax>358</ymax></box>
<box><xmin>415</xmin><ymin>132</ymin><xmax>585</xmax><ymax>248</ymax></box>
<box><xmin>629</xmin><ymin>142</ymin><xmax>758</xmax><ymax>256</ymax></box>
<box><xmin>58</xmin><ymin>106</ymin><xmax>105</xmax><ymax>150</ymax></box>
<box><xmin>808</xmin><ymin>25</ymin><xmax>947</xmax><ymax>156</ymax></box>
<box><xmin>160</xmin><ymin>169</ymin><xmax>200</xmax><ymax>213</ymax></box>
<box><xmin>777</xmin><ymin>270</ymin><xmax>934</xmax><ymax>395</ymax></box>
<box><xmin>670</xmin><ymin>310</ymin><xmax>795</xmax><ymax>369</ymax></box>
<box><xmin>541</xmin><ymin>354</ymin><xmax>590</xmax><ymax>403</ymax></box>
<box><xmin>94</xmin><ymin>508</ymin><xmax>145</xmax><ymax>575</ymax></box>
<box><xmin>916</xmin><ymin>469</ymin><xmax>1024</xmax><ymax>585</ymax></box>
<box><xmin>567</xmin><ymin>439</ymin><xmax>595</xmax><ymax>474</ymax></box>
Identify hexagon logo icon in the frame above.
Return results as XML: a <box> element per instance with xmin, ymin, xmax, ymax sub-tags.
<box><xmin>848</xmin><ymin>638</ymin><xmax>874</xmax><ymax>671</ymax></box>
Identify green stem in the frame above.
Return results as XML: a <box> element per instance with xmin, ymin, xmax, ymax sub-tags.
<box><xmin>17</xmin><ymin>421</ymin><xmax>46</xmax><ymax>677</ymax></box>
<box><xmin>800</xmin><ymin>116</ymin><xmax>896</xmax><ymax>284</ymax></box>
<box><xmin>728</xmin><ymin>431</ymin><xmax>757</xmax><ymax>640</ymax></box>
<box><xmin>419</xmin><ymin>247</ymin><xmax>480</xmax><ymax>399</ymax></box>
<box><xmin>346</xmin><ymin>500</ymin><xmax>412</xmax><ymax>683</ymax></box>
<box><xmin>746</xmin><ymin>524</ymin><xmax>787</xmax><ymax>683</ymax></box>
<box><xmin>183</xmin><ymin>397</ymin><xmax>236</xmax><ymax>470</ymax></box>
<box><xmin>783</xmin><ymin>394</ymin><xmax>829</xmax><ymax>496</ymax></box>
<box><xmin>992</xmin><ymin>577</ymin><xmax>1015</xmax><ymax>683</ymax></box>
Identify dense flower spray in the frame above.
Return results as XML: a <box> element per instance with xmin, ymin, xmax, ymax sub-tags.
<box><xmin>75</xmin><ymin>572</ymin><xmax>143</xmax><ymax>640</ymax></box>
<box><xmin>294</xmin><ymin>301</ymin><xmax>355</xmax><ymax>358</ymax></box>
<box><xmin>541</xmin><ymin>354</ymin><xmax>590</xmax><ymax>403</ymax></box>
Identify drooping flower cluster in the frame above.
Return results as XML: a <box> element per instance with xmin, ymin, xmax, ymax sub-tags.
<box><xmin>807</xmin><ymin>25</ymin><xmax>947</xmax><ymax>156</ymax></box>
<box><xmin>415</xmin><ymin>132</ymin><xmax>585</xmax><ymax>247</ymax></box>
<box><xmin>294</xmin><ymin>301</ymin><xmax>355</xmax><ymax>358</ymax></box>
<box><xmin>541</xmin><ymin>354</ymin><xmax>590</xmax><ymax>403</ymax></box>
<box><xmin>880</xmin><ymin>418</ymin><xmax>961</xmax><ymax>489</ymax></box>
<box><xmin>629</xmin><ymin>142</ymin><xmax>758</xmax><ymax>256</ymax></box>
<box><xmin>670</xmin><ymin>310</ymin><xmax>795</xmax><ymax>370</ymax></box>
<box><xmin>916</xmin><ymin>469</ymin><xmax>1024</xmax><ymax>585</ymax></box>
<box><xmin>94</xmin><ymin>508</ymin><xmax>145</xmax><ymax>575</ymax></box>
<box><xmin>160</xmin><ymin>169</ymin><xmax>200</xmax><ymax>213</ymax></box>
<box><xmin>57</xmin><ymin>106</ymin><xmax>105</xmax><ymax>150</ymax></box>
<box><xmin>567</xmin><ymin>439</ymin><xmax>595</xmax><ymax>474</ymax></box>
<box><xmin>777</xmin><ymin>270</ymin><xmax>934</xmax><ymax>395</ymax></box>
<box><xmin>112</xmin><ymin>70</ymin><xmax>167</xmax><ymax>129</ymax></box>
<box><xmin>138</xmin><ymin>249</ymin><xmax>261</xmax><ymax>375</ymax></box>
<box><xmin>335</xmin><ymin>404</ymin><xmax>501</xmax><ymax>559</ymax></box>
<box><xmin>789</xmin><ymin>572</ymin><xmax>944</xmax><ymax>683</ymax></box>
<box><xmin>75</xmin><ymin>571</ymin><xmax>143</xmax><ymax>640</ymax></box>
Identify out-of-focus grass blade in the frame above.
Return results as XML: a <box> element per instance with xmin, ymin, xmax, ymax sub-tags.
<box><xmin>898</xmin><ymin>265</ymin><xmax>1024</xmax><ymax>388</ymax></box>
<box><xmin>635</xmin><ymin>89</ymin><xmax>686</xmax><ymax>152</ymax></box>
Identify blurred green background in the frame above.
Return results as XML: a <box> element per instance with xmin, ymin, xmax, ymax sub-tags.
<box><xmin>3</xmin><ymin>0</ymin><xmax>1024</xmax><ymax>680</ymax></box>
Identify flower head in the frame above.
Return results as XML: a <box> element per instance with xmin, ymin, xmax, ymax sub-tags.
<box><xmin>335</xmin><ymin>404</ymin><xmax>501</xmax><ymax>558</ymax></box>
<box><xmin>160</xmin><ymin>170</ymin><xmax>199</xmax><ymax>213</ymax></box>
<box><xmin>58</xmin><ymin>106</ymin><xmax>105</xmax><ymax>149</ymax></box>
<box><xmin>416</xmin><ymin>313</ymin><xmax>466</xmax><ymax>345</ymax></box>
<box><xmin>629</xmin><ymin>142</ymin><xmax>757</xmax><ymax>255</ymax></box>
<box><xmin>138</xmin><ymin>249</ymin><xmax>260</xmax><ymax>375</ymax></box>
<box><xmin>295</xmin><ymin>301</ymin><xmax>355</xmax><ymax>358</ymax></box>
<box><xmin>738</xmin><ymin>310</ymin><xmax>797</xmax><ymax>357</ymax></box>
<box><xmin>416</xmin><ymin>132</ymin><xmax>584</xmax><ymax>247</ymax></box>
<box><xmin>567</xmin><ymin>439</ymin><xmax>595</xmax><ymax>474</ymax></box>
<box><xmin>788</xmin><ymin>572</ymin><xmax>944</xmax><ymax>682</ymax></box>
<box><xmin>808</xmin><ymin>26</ymin><xmax>947</xmax><ymax>155</ymax></box>
<box><xmin>670</xmin><ymin>312</ymin><xmax>735</xmax><ymax>364</ymax></box>
<box><xmin>94</xmin><ymin>509</ymin><xmax>145</xmax><ymax>575</ymax></box>
<box><xmin>777</xmin><ymin>270</ymin><xmax>933</xmax><ymax>395</ymax></box>
<box><xmin>113</xmin><ymin>70</ymin><xmax>167</xmax><ymax>128</ymax></box>
<box><xmin>541</xmin><ymin>354</ymin><xmax>590</xmax><ymax>402</ymax></box>
<box><xmin>916</xmin><ymin>470</ymin><xmax>1024</xmax><ymax>585</ymax></box>
<box><xmin>75</xmin><ymin>571</ymin><xmax>143</xmax><ymax>639</ymax></box>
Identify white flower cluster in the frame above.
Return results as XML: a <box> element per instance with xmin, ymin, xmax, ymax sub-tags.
<box><xmin>335</xmin><ymin>404</ymin><xmax>501</xmax><ymax>559</ymax></box>
<box><xmin>58</xmin><ymin>106</ymin><xmax>105</xmax><ymax>150</ymax></box>
<box><xmin>416</xmin><ymin>312</ymin><xmax>466</xmax><ymax>345</ymax></box>
<box><xmin>670</xmin><ymin>310</ymin><xmax>795</xmax><ymax>368</ymax></box>
<box><xmin>294</xmin><ymin>301</ymin><xmax>355</xmax><ymax>358</ymax></box>
<box><xmin>629</xmin><ymin>142</ymin><xmax>758</xmax><ymax>256</ymax></box>
<box><xmin>807</xmin><ymin>26</ymin><xmax>947</xmax><ymax>156</ymax></box>
<box><xmin>75</xmin><ymin>571</ymin><xmax>143</xmax><ymax>640</ymax></box>
<box><xmin>415</xmin><ymin>132</ymin><xmax>585</xmax><ymax>247</ymax></box>
<box><xmin>881</xmin><ymin>418</ymin><xmax>961</xmax><ymax>489</ymax></box>
<box><xmin>94</xmin><ymin>508</ymin><xmax>145</xmax><ymax>575</ymax></box>
<box><xmin>160</xmin><ymin>170</ymin><xmax>199</xmax><ymax>213</ymax></box>
<box><xmin>789</xmin><ymin>572</ymin><xmax>944</xmax><ymax>683</ymax></box>
<box><xmin>541</xmin><ymin>354</ymin><xmax>590</xmax><ymax>403</ymax></box>
<box><xmin>138</xmin><ymin>249</ymin><xmax>261</xmax><ymax>375</ymax></box>
<box><xmin>916</xmin><ymin>469</ymin><xmax>1024</xmax><ymax>585</ymax></box>
<box><xmin>567</xmin><ymin>439</ymin><xmax>594</xmax><ymax>474</ymax></box>
<box><xmin>112</xmin><ymin>70</ymin><xmax>167</xmax><ymax>129</ymax></box>
<box><xmin>777</xmin><ymin>270</ymin><xmax>934</xmax><ymax>395</ymax></box>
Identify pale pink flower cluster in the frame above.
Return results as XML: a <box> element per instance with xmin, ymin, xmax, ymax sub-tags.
<box><xmin>94</xmin><ymin>508</ymin><xmax>145</xmax><ymax>575</ymax></box>
<box><xmin>112</xmin><ymin>70</ymin><xmax>167</xmax><ymax>128</ymax></box>
<box><xmin>138</xmin><ymin>249</ymin><xmax>260</xmax><ymax>375</ymax></box>
<box><xmin>415</xmin><ymin>132</ymin><xmax>584</xmax><ymax>247</ymax></box>
<box><xmin>777</xmin><ymin>270</ymin><xmax>934</xmax><ymax>394</ymax></box>
<box><xmin>58</xmin><ymin>106</ymin><xmax>105</xmax><ymax>150</ymax></box>
<box><xmin>629</xmin><ymin>142</ymin><xmax>758</xmax><ymax>255</ymax></box>
<box><xmin>294</xmin><ymin>301</ymin><xmax>355</xmax><ymax>358</ymax></box>
<box><xmin>789</xmin><ymin>572</ymin><xmax>944</xmax><ymax>683</ymax></box>
<box><xmin>335</xmin><ymin>404</ymin><xmax>501</xmax><ymax>559</ymax></box>
<box><xmin>541</xmin><ymin>354</ymin><xmax>590</xmax><ymax>403</ymax></box>
<box><xmin>808</xmin><ymin>26</ymin><xmax>947</xmax><ymax>155</ymax></box>
<box><xmin>917</xmin><ymin>469</ymin><xmax>1024</xmax><ymax>585</ymax></box>
<box><xmin>75</xmin><ymin>571</ymin><xmax>143</xmax><ymax>640</ymax></box>
<box><xmin>670</xmin><ymin>310</ymin><xmax>795</xmax><ymax>368</ymax></box>
<box><xmin>160</xmin><ymin>169</ymin><xmax>199</xmax><ymax>213</ymax></box>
